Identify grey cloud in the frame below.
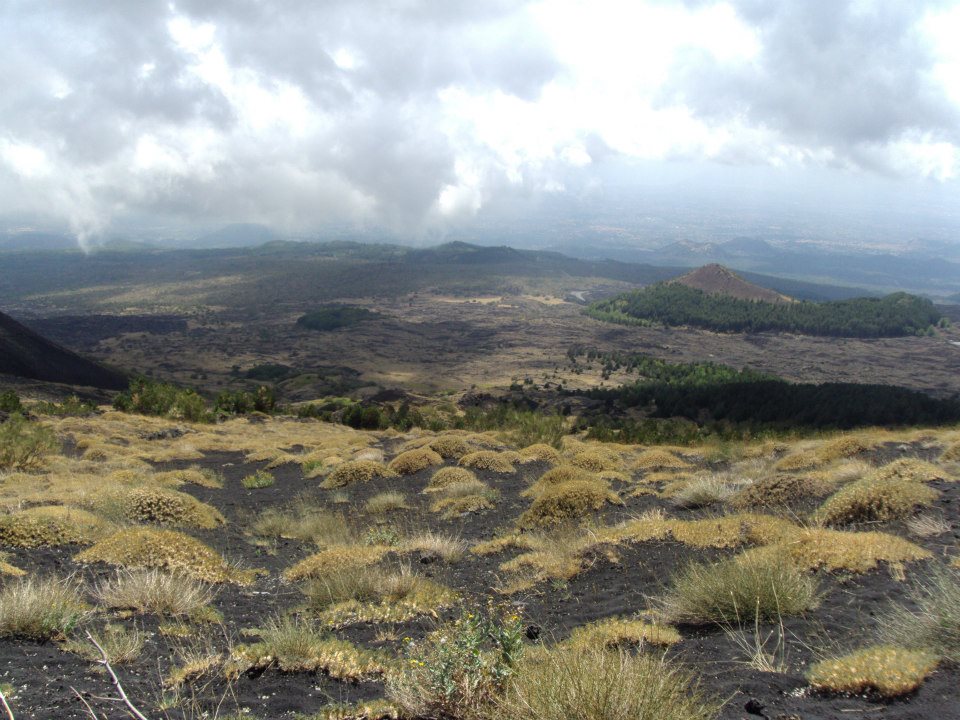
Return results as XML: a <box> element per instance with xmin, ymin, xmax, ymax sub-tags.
<box><xmin>0</xmin><ymin>0</ymin><xmax>557</xmax><ymax>239</ymax></box>
<box><xmin>665</xmin><ymin>0</ymin><xmax>960</xmax><ymax>166</ymax></box>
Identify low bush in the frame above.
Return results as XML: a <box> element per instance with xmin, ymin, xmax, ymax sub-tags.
<box><xmin>570</xmin><ymin>448</ymin><xmax>620</xmax><ymax>472</ymax></box>
<box><xmin>459</xmin><ymin>451</ymin><xmax>516</xmax><ymax>474</ymax></box>
<box><xmin>388</xmin><ymin>608</ymin><xmax>525</xmax><ymax>719</ymax></box>
<box><xmin>519</xmin><ymin>480</ymin><xmax>622</xmax><ymax>528</ymax></box>
<box><xmin>389</xmin><ymin>447</ymin><xmax>443</xmax><ymax>475</ymax></box>
<box><xmin>284</xmin><ymin>544</ymin><xmax>389</xmax><ymax>581</ymax></box>
<box><xmin>429</xmin><ymin>435</ymin><xmax>474</xmax><ymax>459</ymax></box>
<box><xmin>33</xmin><ymin>395</ymin><xmax>98</xmax><ymax>417</ymax></box>
<box><xmin>0</xmin><ymin>414</ymin><xmax>57</xmax><ymax>470</ymax></box>
<box><xmin>815</xmin><ymin>475</ymin><xmax>937</xmax><ymax>526</ymax></box>
<box><xmin>322</xmin><ymin>460</ymin><xmax>396</xmax><ymax>488</ymax></box>
<box><xmin>96</xmin><ymin>487</ymin><xmax>226</xmax><ymax>529</ymax></box>
<box><xmin>661</xmin><ymin>551</ymin><xmax>818</xmax><ymax>625</ymax></box>
<box><xmin>632</xmin><ymin>450</ymin><xmax>690</xmax><ymax>472</ymax></box>
<box><xmin>807</xmin><ymin>645</ymin><xmax>938</xmax><ymax>698</ymax></box>
<box><xmin>426</xmin><ymin>466</ymin><xmax>479</xmax><ymax>492</ymax></box>
<box><xmin>878</xmin><ymin>565</ymin><xmax>960</xmax><ymax>662</ymax></box>
<box><xmin>0</xmin><ymin>506</ymin><xmax>110</xmax><ymax>547</ymax></box>
<box><xmin>524</xmin><ymin>465</ymin><xmax>595</xmax><ymax>497</ymax></box>
<box><xmin>76</xmin><ymin>527</ymin><xmax>255</xmax><ymax>584</ymax></box>
<box><xmin>497</xmin><ymin>645</ymin><xmax>719</xmax><ymax>720</ymax></box>
<box><xmin>94</xmin><ymin>568</ymin><xmax>216</xmax><ymax>616</ymax></box>
<box><xmin>242</xmin><ymin>469</ymin><xmax>276</xmax><ymax>489</ymax></box>
<box><xmin>0</xmin><ymin>390</ymin><xmax>23</xmax><ymax>413</ymax></box>
<box><xmin>0</xmin><ymin>576</ymin><xmax>88</xmax><ymax>640</ymax></box>
<box><xmin>113</xmin><ymin>377</ymin><xmax>209</xmax><ymax>422</ymax></box>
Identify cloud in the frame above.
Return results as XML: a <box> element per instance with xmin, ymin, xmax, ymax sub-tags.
<box><xmin>0</xmin><ymin>0</ymin><xmax>958</xmax><ymax>245</ymax></box>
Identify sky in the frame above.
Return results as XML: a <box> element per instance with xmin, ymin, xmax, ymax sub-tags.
<box><xmin>2</xmin><ymin>0</ymin><xmax>960</xmax><ymax>248</ymax></box>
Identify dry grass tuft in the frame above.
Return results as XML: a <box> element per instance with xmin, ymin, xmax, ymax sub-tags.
<box><xmin>365</xmin><ymin>491</ymin><xmax>410</xmax><ymax>514</ymax></box>
<box><xmin>497</xmin><ymin>529</ymin><xmax>612</xmax><ymax>591</ymax></box>
<box><xmin>240</xmin><ymin>616</ymin><xmax>387</xmax><ymax>680</ymax></box>
<box><xmin>570</xmin><ymin>448</ymin><xmax>620</xmax><ymax>472</ymax></box>
<box><xmin>567</xmin><ymin>616</ymin><xmax>682</xmax><ymax>649</ymax></box>
<box><xmin>632</xmin><ymin>449</ymin><xmax>691</xmax><ymax>472</ymax></box>
<box><xmin>425</xmin><ymin>466</ymin><xmax>478</xmax><ymax>492</ymax></box>
<box><xmin>94</xmin><ymin>568</ymin><xmax>216</xmax><ymax>616</ymax></box>
<box><xmin>807</xmin><ymin>645</ymin><xmax>938</xmax><ymax>698</ymax></box>
<box><xmin>252</xmin><ymin>505</ymin><xmax>353</xmax><ymax>546</ymax></box>
<box><xmin>941</xmin><ymin>441</ymin><xmax>960</xmax><ymax>462</ymax></box>
<box><xmin>518</xmin><ymin>479</ymin><xmax>622</xmax><ymax>528</ymax></box>
<box><xmin>322</xmin><ymin>460</ymin><xmax>397</xmax><ymax>488</ymax></box>
<box><xmin>497</xmin><ymin>645</ymin><xmax>719</xmax><ymax>720</ymax></box>
<box><xmin>670</xmin><ymin>476</ymin><xmax>737</xmax><ymax>509</ymax></box>
<box><xmin>389</xmin><ymin>447</ymin><xmax>443</xmax><ymax>475</ymax></box>
<box><xmin>523</xmin><ymin>464</ymin><xmax>595</xmax><ymax>498</ymax></box>
<box><xmin>77</xmin><ymin>527</ymin><xmax>255</xmax><ymax>584</ymax></box>
<box><xmin>309</xmin><ymin>566</ymin><xmax>458</xmax><ymax>627</ymax></box>
<box><xmin>774</xmin><ymin>450</ymin><xmax>822</xmax><ymax>472</ymax></box>
<box><xmin>63</xmin><ymin>623</ymin><xmax>145</xmax><ymax>665</ymax></box>
<box><xmin>906</xmin><ymin>513</ymin><xmax>950</xmax><ymax>538</ymax></box>
<box><xmin>0</xmin><ymin>575</ymin><xmax>88</xmax><ymax>640</ymax></box>
<box><xmin>519</xmin><ymin>443</ymin><xmax>562</xmax><ymax>464</ymax></box>
<box><xmin>878</xmin><ymin>565</ymin><xmax>960</xmax><ymax>662</ymax></box>
<box><xmin>661</xmin><ymin>551</ymin><xmax>818</xmax><ymax>624</ymax></box>
<box><xmin>742</xmin><ymin>527</ymin><xmax>931</xmax><ymax>574</ymax></box>
<box><xmin>0</xmin><ymin>506</ymin><xmax>112</xmax><ymax>547</ymax></box>
<box><xmin>459</xmin><ymin>450</ymin><xmax>517</xmax><ymax>474</ymax></box>
<box><xmin>284</xmin><ymin>544</ymin><xmax>389</xmax><ymax>581</ymax></box>
<box><xmin>815</xmin><ymin>474</ymin><xmax>937</xmax><ymax>526</ymax></box>
<box><xmin>402</xmin><ymin>531</ymin><xmax>467</xmax><ymax>563</ymax></box>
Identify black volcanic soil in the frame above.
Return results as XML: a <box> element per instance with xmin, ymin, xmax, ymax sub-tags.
<box><xmin>1</xmin><ymin>433</ymin><xmax>958</xmax><ymax>719</ymax></box>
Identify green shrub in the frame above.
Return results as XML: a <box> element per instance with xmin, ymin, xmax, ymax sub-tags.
<box><xmin>33</xmin><ymin>395</ymin><xmax>97</xmax><ymax>416</ymax></box>
<box><xmin>242</xmin><ymin>470</ymin><xmax>276</xmax><ymax>489</ymax></box>
<box><xmin>0</xmin><ymin>390</ymin><xmax>24</xmax><ymax>413</ymax></box>
<box><xmin>661</xmin><ymin>551</ymin><xmax>818</xmax><ymax>625</ymax></box>
<box><xmin>388</xmin><ymin>608</ymin><xmax>525</xmax><ymax>719</ymax></box>
<box><xmin>297</xmin><ymin>305</ymin><xmax>377</xmax><ymax>331</ymax></box>
<box><xmin>113</xmin><ymin>377</ymin><xmax>210</xmax><ymax>422</ymax></box>
<box><xmin>497</xmin><ymin>645</ymin><xmax>719</xmax><ymax>720</ymax></box>
<box><xmin>0</xmin><ymin>413</ymin><xmax>57</xmax><ymax>470</ymax></box>
<box><xmin>214</xmin><ymin>386</ymin><xmax>276</xmax><ymax>415</ymax></box>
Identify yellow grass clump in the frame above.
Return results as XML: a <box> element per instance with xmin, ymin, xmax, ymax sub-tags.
<box><xmin>425</xmin><ymin>466</ymin><xmax>478</xmax><ymax>492</ymax></box>
<box><xmin>807</xmin><ymin>645</ymin><xmax>938</xmax><ymax>697</ymax></box>
<box><xmin>600</xmin><ymin>512</ymin><xmax>797</xmax><ymax>550</ymax></box>
<box><xmin>523</xmin><ymin>464</ymin><xmax>595</xmax><ymax>498</ymax></box>
<box><xmin>874</xmin><ymin>458</ymin><xmax>948</xmax><ymax>483</ymax></box>
<box><xmin>631</xmin><ymin>450</ymin><xmax>691</xmax><ymax>472</ymax></box>
<box><xmin>743</xmin><ymin>527</ymin><xmax>932</xmax><ymax>574</ymax></box>
<box><xmin>567</xmin><ymin>617</ymin><xmax>681</xmax><ymax>650</ymax></box>
<box><xmin>774</xmin><ymin>450</ymin><xmax>822</xmax><ymax>472</ymax></box>
<box><xmin>497</xmin><ymin>530</ymin><xmax>611</xmax><ymax>591</ymax></box>
<box><xmin>518</xmin><ymin>479</ymin><xmax>622</xmax><ymax>528</ymax></box>
<box><xmin>518</xmin><ymin>443</ymin><xmax>562</xmax><ymax>464</ymax></box>
<box><xmin>316</xmin><ymin>575</ymin><xmax>458</xmax><ymax>627</ymax></box>
<box><xmin>0</xmin><ymin>553</ymin><xmax>24</xmax><ymax>576</ymax></box>
<box><xmin>570</xmin><ymin>448</ymin><xmax>621</xmax><ymax>472</ymax></box>
<box><xmin>96</xmin><ymin>487</ymin><xmax>226</xmax><ymax>529</ymax></box>
<box><xmin>731</xmin><ymin>474</ymin><xmax>833</xmax><ymax>509</ymax></box>
<box><xmin>388</xmin><ymin>448</ymin><xmax>443</xmax><ymax>475</ymax></box>
<box><xmin>0</xmin><ymin>506</ymin><xmax>112</xmax><ymax>547</ymax></box>
<box><xmin>322</xmin><ymin>460</ymin><xmax>396</xmax><ymax>488</ymax></box>
<box><xmin>815</xmin><ymin>474</ymin><xmax>938</xmax><ymax>526</ymax></box>
<box><xmin>458</xmin><ymin>450</ymin><xmax>516</xmax><ymax>474</ymax></box>
<box><xmin>284</xmin><ymin>545</ymin><xmax>389</xmax><ymax>581</ymax></box>
<box><xmin>427</xmin><ymin>435</ymin><xmax>473</xmax><ymax>459</ymax></box>
<box><xmin>430</xmin><ymin>494</ymin><xmax>494</xmax><ymax>519</ymax></box>
<box><xmin>941</xmin><ymin>442</ymin><xmax>960</xmax><ymax>462</ymax></box>
<box><xmin>815</xmin><ymin>435</ymin><xmax>875</xmax><ymax>462</ymax></box>
<box><xmin>76</xmin><ymin>527</ymin><xmax>255</xmax><ymax>584</ymax></box>
<box><xmin>153</xmin><ymin>467</ymin><xmax>223</xmax><ymax>488</ymax></box>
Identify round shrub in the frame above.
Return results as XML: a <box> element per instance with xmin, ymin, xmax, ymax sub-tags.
<box><xmin>322</xmin><ymin>460</ymin><xmax>396</xmax><ymax>488</ymax></box>
<box><xmin>0</xmin><ymin>506</ymin><xmax>110</xmax><ymax>547</ymax></box>
<box><xmin>519</xmin><ymin>480</ymin><xmax>622</xmax><ymax>528</ymax></box>
<box><xmin>389</xmin><ymin>448</ymin><xmax>443</xmax><ymax>475</ymax></box>
<box><xmin>459</xmin><ymin>450</ymin><xmax>516</xmax><ymax>474</ymax></box>
<box><xmin>426</xmin><ymin>466</ymin><xmax>478</xmax><ymax>492</ymax></box>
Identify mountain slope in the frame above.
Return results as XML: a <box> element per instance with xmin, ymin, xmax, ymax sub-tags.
<box><xmin>672</xmin><ymin>264</ymin><xmax>793</xmax><ymax>303</ymax></box>
<box><xmin>0</xmin><ymin>311</ymin><xmax>127</xmax><ymax>389</ymax></box>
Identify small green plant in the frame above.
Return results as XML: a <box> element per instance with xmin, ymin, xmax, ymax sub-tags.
<box><xmin>0</xmin><ymin>413</ymin><xmax>57</xmax><ymax>470</ymax></box>
<box><xmin>0</xmin><ymin>390</ymin><xmax>23</xmax><ymax>413</ymax></box>
<box><xmin>661</xmin><ymin>551</ymin><xmax>818</xmax><ymax>625</ymax></box>
<box><xmin>242</xmin><ymin>469</ymin><xmax>275</xmax><ymax>489</ymax></box>
<box><xmin>113</xmin><ymin>377</ymin><xmax>210</xmax><ymax>422</ymax></box>
<box><xmin>388</xmin><ymin>607</ymin><xmax>525</xmax><ymax>719</ymax></box>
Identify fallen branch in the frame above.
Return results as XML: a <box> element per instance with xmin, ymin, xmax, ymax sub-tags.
<box><xmin>71</xmin><ymin>686</ymin><xmax>103</xmax><ymax>720</ymax></box>
<box><xmin>86</xmin><ymin>631</ymin><xmax>150</xmax><ymax>720</ymax></box>
<box><xmin>0</xmin><ymin>685</ymin><xmax>14</xmax><ymax>720</ymax></box>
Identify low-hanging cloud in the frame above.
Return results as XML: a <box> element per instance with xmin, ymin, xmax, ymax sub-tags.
<box><xmin>0</xmin><ymin>0</ymin><xmax>958</xmax><ymax>245</ymax></box>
